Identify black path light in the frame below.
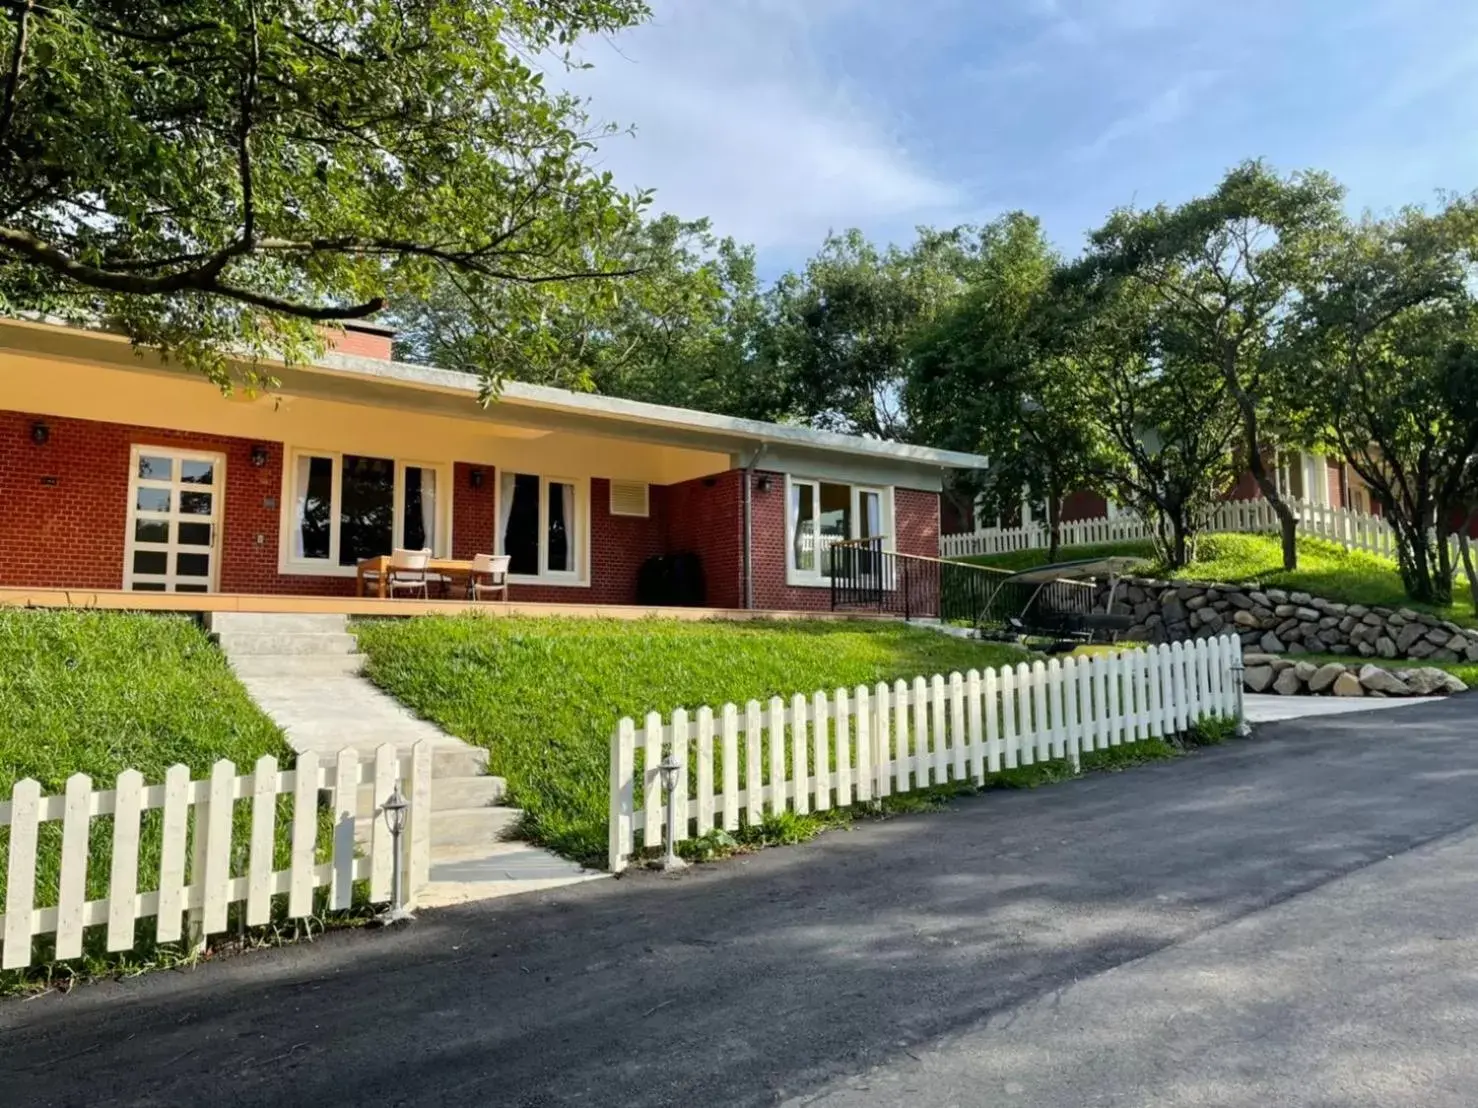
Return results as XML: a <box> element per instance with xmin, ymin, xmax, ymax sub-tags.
<box><xmin>1230</xmin><ymin>652</ymin><xmax>1251</xmax><ymax>737</ymax></box>
<box><xmin>377</xmin><ymin>782</ymin><xmax>416</xmax><ymax>924</ymax></box>
<box><xmin>656</xmin><ymin>752</ymin><xmax>687</xmax><ymax>872</ymax></box>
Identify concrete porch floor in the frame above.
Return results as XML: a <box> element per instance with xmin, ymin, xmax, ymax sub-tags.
<box><xmin>0</xmin><ymin>586</ymin><xmax>886</xmax><ymax>621</ymax></box>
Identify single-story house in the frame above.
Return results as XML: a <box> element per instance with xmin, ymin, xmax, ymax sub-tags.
<box><xmin>0</xmin><ymin>317</ymin><xmax>985</xmax><ymax>610</ymax></box>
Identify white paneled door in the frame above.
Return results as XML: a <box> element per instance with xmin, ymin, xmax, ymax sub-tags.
<box><xmin>124</xmin><ymin>446</ymin><xmax>225</xmax><ymax>593</ymax></box>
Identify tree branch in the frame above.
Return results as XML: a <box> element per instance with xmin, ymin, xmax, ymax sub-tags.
<box><xmin>0</xmin><ymin>0</ymin><xmax>29</xmax><ymax>154</ymax></box>
<box><xmin>0</xmin><ymin>0</ymin><xmax>218</xmax><ymax>46</ymax></box>
<box><xmin>237</xmin><ymin>0</ymin><xmax>260</xmax><ymax>247</ymax></box>
<box><xmin>0</xmin><ymin>225</ymin><xmax>385</xmax><ymax>319</ymax></box>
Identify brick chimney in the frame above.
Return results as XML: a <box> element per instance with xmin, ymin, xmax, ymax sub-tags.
<box><xmin>323</xmin><ymin>320</ymin><xmax>396</xmax><ymax>360</ymax></box>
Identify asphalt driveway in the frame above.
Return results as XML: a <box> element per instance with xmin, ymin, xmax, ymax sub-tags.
<box><xmin>5</xmin><ymin>697</ymin><xmax>1478</xmax><ymax>1107</ymax></box>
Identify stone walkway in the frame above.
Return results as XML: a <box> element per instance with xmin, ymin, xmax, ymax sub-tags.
<box><xmin>207</xmin><ymin>611</ymin><xmax>601</xmax><ymax>907</ymax></box>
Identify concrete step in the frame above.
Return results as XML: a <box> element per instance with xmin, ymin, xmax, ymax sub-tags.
<box><xmin>206</xmin><ymin>612</ymin><xmax>348</xmax><ymax>634</ymax></box>
<box><xmin>356</xmin><ymin>774</ymin><xmax>507</xmax><ymax>813</ymax></box>
<box><xmin>212</xmin><ymin>631</ymin><xmax>359</xmax><ymax>656</ymax></box>
<box><xmin>281</xmin><ymin>737</ymin><xmax>486</xmax><ymax>779</ymax></box>
<box><xmin>432</xmin><ymin>806</ymin><xmax>523</xmax><ymax>846</ymax></box>
<box><xmin>354</xmin><ymin>805</ymin><xmax>522</xmax><ymax>847</ymax></box>
<box><xmin>434</xmin><ymin>748</ymin><xmax>491</xmax><ymax>780</ymax></box>
<box><xmin>420</xmin><ymin>842</ymin><xmax>604</xmax><ymax>908</ymax></box>
<box><xmin>229</xmin><ymin>654</ymin><xmax>366</xmax><ymax>678</ymax></box>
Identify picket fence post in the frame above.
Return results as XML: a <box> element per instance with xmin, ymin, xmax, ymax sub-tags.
<box><xmin>609</xmin><ymin>718</ymin><xmax>635</xmax><ymax>873</ymax></box>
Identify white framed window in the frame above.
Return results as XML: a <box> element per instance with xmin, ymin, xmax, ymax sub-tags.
<box><xmin>785</xmin><ymin>476</ymin><xmax>891</xmax><ymax>587</ymax></box>
<box><xmin>281</xmin><ymin>449</ymin><xmax>450</xmax><ymax>576</ymax></box>
<box><xmin>498</xmin><ymin>472</ymin><xmax>589</xmax><ymax>586</ymax></box>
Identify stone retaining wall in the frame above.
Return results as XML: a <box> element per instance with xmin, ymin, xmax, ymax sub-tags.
<box><xmin>1098</xmin><ymin>576</ymin><xmax>1478</xmax><ymax>664</ymax></box>
<box><xmin>1240</xmin><ymin>654</ymin><xmax>1466</xmax><ymax>698</ymax></box>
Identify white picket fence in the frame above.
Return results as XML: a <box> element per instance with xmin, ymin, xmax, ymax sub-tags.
<box><xmin>608</xmin><ymin>635</ymin><xmax>1243</xmax><ymax>872</ymax></box>
<box><xmin>0</xmin><ymin>742</ymin><xmax>433</xmax><ymax>971</ymax></box>
<box><xmin>941</xmin><ymin>496</ymin><xmax>1402</xmax><ymax>560</ymax></box>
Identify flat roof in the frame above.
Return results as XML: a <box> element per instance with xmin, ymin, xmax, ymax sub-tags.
<box><xmin>0</xmin><ymin>316</ymin><xmax>989</xmax><ymax>470</ymax></box>
<box><xmin>308</xmin><ymin>349</ymin><xmax>989</xmax><ymax>469</ymax></box>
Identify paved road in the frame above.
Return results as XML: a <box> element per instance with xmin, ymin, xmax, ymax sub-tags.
<box><xmin>5</xmin><ymin>698</ymin><xmax>1478</xmax><ymax>1108</ymax></box>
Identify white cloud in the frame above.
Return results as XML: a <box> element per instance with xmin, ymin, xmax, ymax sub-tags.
<box><xmin>1073</xmin><ymin>70</ymin><xmax>1222</xmax><ymax>161</ymax></box>
<box><xmin>559</xmin><ymin>1</ymin><xmax>964</xmax><ymax>254</ymax></box>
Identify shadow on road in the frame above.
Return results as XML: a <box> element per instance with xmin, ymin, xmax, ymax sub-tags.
<box><xmin>5</xmin><ymin>697</ymin><xmax>1477</xmax><ymax>1108</ymax></box>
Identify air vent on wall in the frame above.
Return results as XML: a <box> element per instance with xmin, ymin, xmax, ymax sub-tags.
<box><xmin>609</xmin><ymin>480</ymin><xmax>650</xmax><ymax>517</ymax></box>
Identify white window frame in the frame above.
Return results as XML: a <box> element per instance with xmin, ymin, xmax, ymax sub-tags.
<box><xmin>784</xmin><ymin>476</ymin><xmax>893</xmax><ymax>588</ymax></box>
<box><xmin>496</xmin><ymin>472</ymin><xmax>591</xmax><ymax>587</ymax></box>
<box><xmin>278</xmin><ymin>449</ymin><xmax>452</xmax><ymax>577</ymax></box>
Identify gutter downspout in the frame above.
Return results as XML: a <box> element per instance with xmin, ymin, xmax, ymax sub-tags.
<box><xmin>742</xmin><ymin>442</ymin><xmax>767</xmax><ymax>610</ymax></box>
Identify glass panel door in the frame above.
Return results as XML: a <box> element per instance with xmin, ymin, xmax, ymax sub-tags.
<box><xmin>125</xmin><ymin>447</ymin><xmax>224</xmax><ymax>592</ymax></box>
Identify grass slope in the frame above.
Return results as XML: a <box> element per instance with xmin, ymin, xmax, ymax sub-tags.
<box><xmin>0</xmin><ymin>610</ymin><xmax>292</xmax><ymax>990</ymax></box>
<box><xmin>1</xmin><ymin>610</ymin><xmax>286</xmax><ymax>793</ymax></box>
<box><xmin>962</xmin><ymin>532</ymin><xmax>1477</xmax><ymax>628</ymax></box>
<box><xmin>353</xmin><ymin>616</ymin><xmax>1027</xmax><ymax>865</ymax></box>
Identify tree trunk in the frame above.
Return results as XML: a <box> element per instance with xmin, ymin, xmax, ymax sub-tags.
<box><xmin>1246</xmin><ymin>443</ymin><xmax>1298</xmax><ymax>571</ymax></box>
<box><xmin>1046</xmin><ymin>494</ymin><xmax>1062</xmax><ymax>563</ymax></box>
<box><xmin>1228</xmin><ymin>372</ymin><xmax>1298</xmax><ymax>570</ymax></box>
<box><xmin>1168</xmin><ymin>511</ymin><xmax>1192</xmax><ymax>570</ymax></box>
<box><xmin>1395</xmin><ymin>521</ymin><xmax>1438</xmax><ymax>604</ymax></box>
<box><xmin>1459</xmin><ymin>517</ymin><xmax>1478</xmax><ymax>615</ymax></box>
<box><xmin>1435</xmin><ymin>524</ymin><xmax>1455</xmax><ymax>607</ymax></box>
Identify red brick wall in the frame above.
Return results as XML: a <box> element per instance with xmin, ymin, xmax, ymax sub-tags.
<box><xmin>0</xmin><ymin>410</ymin><xmax>357</xmax><ymax>595</ymax></box>
<box><xmin>1059</xmin><ymin>490</ymin><xmax>1108</xmax><ymax>523</ymax></box>
<box><xmin>895</xmin><ymin>487</ymin><xmax>941</xmax><ymax>560</ymax></box>
<box><xmin>940</xmin><ymin>496</ymin><xmax>973</xmax><ymax>536</ymax></box>
<box><xmin>664</xmin><ymin>471</ymin><xmax>745</xmax><ymax>609</ymax></box>
<box><xmin>451</xmin><ymin>462</ymin><xmax>496</xmax><ymax>559</ymax></box>
<box><xmin>1327</xmin><ymin>459</ymin><xmax>1345</xmax><ymax>509</ymax></box>
<box><xmin>323</xmin><ymin>327</ymin><xmax>394</xmax><ymax>360</ymax></box>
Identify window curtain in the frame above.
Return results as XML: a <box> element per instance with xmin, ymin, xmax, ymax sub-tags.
<box><xmin>293</xmin><ymin>455</ymin><xmax>312</xmax><ymax>559</ymax></box>
<box><xmin>791</xmin><ymin>483</ymin><xmax>815</xmax><ymax>572</ymax></box>
<box><xmin>498</xmin><ymin>471</ymin><xmax>516</xmax><ymax>555</ymax></box>
<box><xmin>557</xmin><ymin>481</ymin><xmax>575</xmax><ymax>572</ymax></box>
<box><xmin>419</xmin><ymin>468</ymin><xmax>437</xmax><ymax>553</ymax></box>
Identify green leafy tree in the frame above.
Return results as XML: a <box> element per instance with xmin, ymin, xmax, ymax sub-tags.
<box><xmin>909</xmin><ymin>213</ymin><xmax>1099</xmax><ymax>559</ymax></box>
<box><xmin>1064</xmin><ymin>278</ymin><xmax>1243</xmax><ymax>569</ymax></box>
<box><xmin>394</xmin><ymin>213</ymin><xmax>794</xmax><ymax>420</ymax></box>
<box><xmin>768</xmin><ymin>227</ymin><xmax>977</xmax><ymax>440</ymax></box>
<box><xmin>1074</xmin><ymin>161</ymin><xmax>1346</xmax><ymax>570</ymax></box>
<box><xmin>0</xmin><ymin>0</ymin><xmax>651</xmax><ymax>383</ymax></box>
<box><xmin>1297</xmin><ymin>204</ymin><xmax>1478</xmax><ymax>605</ymax></box>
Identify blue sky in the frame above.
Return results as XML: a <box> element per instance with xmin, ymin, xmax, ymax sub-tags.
<box><xmin>564</xmin><ymin>0</ymin><xmax>1478</xmax><ymax>274</ymax></box>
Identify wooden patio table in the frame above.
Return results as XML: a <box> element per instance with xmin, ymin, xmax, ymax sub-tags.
<box><xmin>356</xmin><ymin>555</ymin><xmax>476</xmax><ymax>599</ymax></box>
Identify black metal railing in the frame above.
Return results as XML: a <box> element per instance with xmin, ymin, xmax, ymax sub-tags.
<box><xmin>972</xmin><ymin>576</ymin><xmax>1097</xmax><ymax>636</ymax></box>
<box><xmin>829</xmin><ymin>538</ymin><xmax>1011</xmax><ymax>622</ymax></box>
<box><xmin>830</xmin><ymin>537</ymin><xmax>1098</xmax><ymax>632</ymax></box>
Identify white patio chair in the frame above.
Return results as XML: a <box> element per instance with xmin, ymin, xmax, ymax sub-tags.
<box><xmin>468</xmin><ymin>553</ymin><xmax>511</xmax><ymax>601</ymax></box>
<box><xmin>388</xmin><ymin>548</ymin><xmax>434</xmax><ymax>599</ymax></box>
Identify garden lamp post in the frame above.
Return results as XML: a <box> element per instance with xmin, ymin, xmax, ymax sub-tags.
<box><xmin>1230</xmin><ymin>653</ymin><xmax>1251</xmax><ymax>737</ymax></box>
<box><xmin>657</xmin><ymin>752</ymin><xmax>687</xmax><ymax>872</ymax></box>
<box><xmin>378</xmin><ymin>783</ymin><xmax>415</xmax><ymax>924</ymax></box>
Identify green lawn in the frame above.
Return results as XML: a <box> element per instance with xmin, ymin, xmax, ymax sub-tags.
<box><xmin>962</xmin><ymin>532</ymin><xmax>1478</xmax><ymax>628</ymax></box>
<box><xmin>352</xmin><ymin>616</ymin><xmax>1028</xmax><ymax>865</ymax></box>
<box><xmin>0</xmin><ymin>610</ymin><xmax>293</xmax><ymax>989</ymax></box>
